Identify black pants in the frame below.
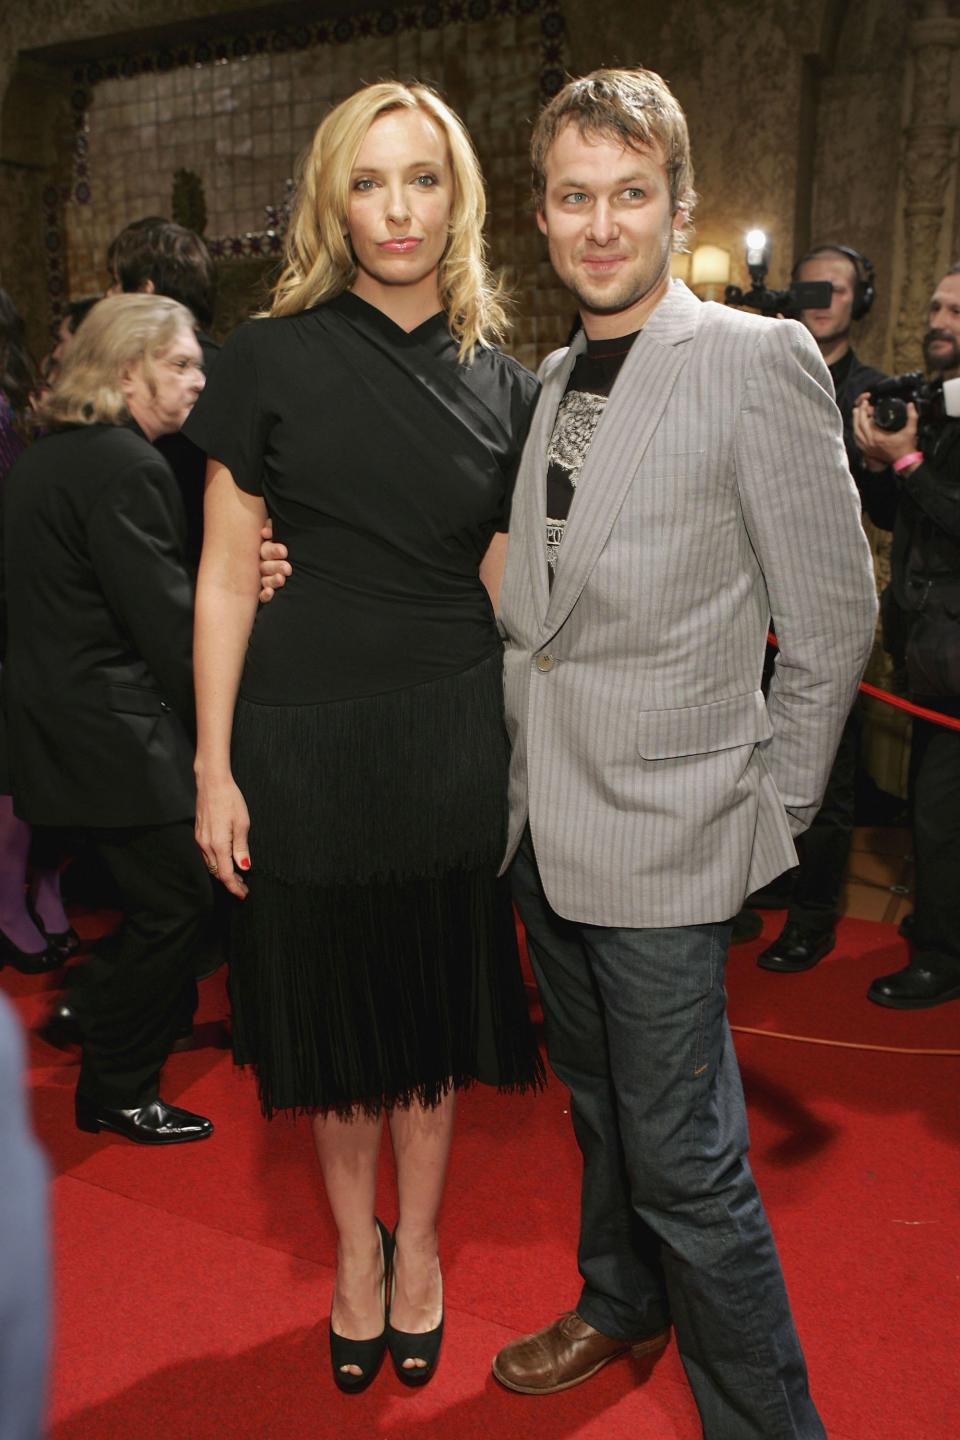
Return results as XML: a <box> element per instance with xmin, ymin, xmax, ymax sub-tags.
<box><xmin>910</xmin><ymin>717</ymin><xmax>960</xmax><ymax>975</ymax></box>
<box><xmin>71</xmin><ymin>821</ymin><xmax>212</xmax><ymax>1108</ymax></box>
<box><xmin>786</xmin><ymin>705</ymin><xmax>860</xmax><ymax>935</ymax></box>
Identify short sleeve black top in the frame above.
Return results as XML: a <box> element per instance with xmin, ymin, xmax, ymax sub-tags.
<box><xmin>183</xmin><ymin>292</ymin><xmax>538</xmax><ymax>705</ymax></box>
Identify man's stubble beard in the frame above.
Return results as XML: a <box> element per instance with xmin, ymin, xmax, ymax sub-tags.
<box><xmin>558</xmin><ymin>238</ymin><xmax>672</xmax><ymax>321</ymax></box>
<box><xmin>923</xmin><ymin>330</ymin><xmax>960</xmax><ymax>375</ymax></box>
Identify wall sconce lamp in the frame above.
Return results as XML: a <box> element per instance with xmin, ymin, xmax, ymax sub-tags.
<box><xmin>690</xmin><ymin>244</ymin><xmax>731</xmax><ymax>301</ymax></box>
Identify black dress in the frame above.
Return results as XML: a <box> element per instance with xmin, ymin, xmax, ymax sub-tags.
<box><xmin>183</xmin><ymin>292</ymin><xmax>543</xmax><ymax>1116</ymax></box>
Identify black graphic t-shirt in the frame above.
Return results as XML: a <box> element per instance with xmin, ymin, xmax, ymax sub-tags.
<box><xmin>546</xmin><ymin>329</ymin><xmax>640</xmax><ymax>579</ymax></box>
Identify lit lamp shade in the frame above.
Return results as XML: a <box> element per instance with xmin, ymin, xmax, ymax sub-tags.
<box><xmin>690</xmin><ymin>244</ymin><xmax>731</xmax><ymax>299</ymax></box>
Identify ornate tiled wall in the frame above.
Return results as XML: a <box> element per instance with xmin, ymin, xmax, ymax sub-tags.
<box><xmin>49</xmin><ymin>1</ymin><xmax>571</xmax><ymax>367</ymax></box>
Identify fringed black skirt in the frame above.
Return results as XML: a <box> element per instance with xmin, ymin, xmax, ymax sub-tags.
<box><xmin>229</xmin><ymin>650</ymin><xmax>543</xmax><ymax>1118</ymax></box>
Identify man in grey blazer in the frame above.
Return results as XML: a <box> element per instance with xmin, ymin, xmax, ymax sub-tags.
<box><xmin>491</xmin><ymin>70</ymin><xmax>877</xmax><ymax>1438</ymax></box>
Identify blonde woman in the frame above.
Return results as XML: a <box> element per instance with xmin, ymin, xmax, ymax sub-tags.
<box><xmin>1</xmin><ymin>293</ymin><xmax>212</xmax><ymax>1145</ymax></box>
<box><xmin>185</xmin><ymin>82</ymin><xmax>542</xmax><ymax>1391</ymax></box>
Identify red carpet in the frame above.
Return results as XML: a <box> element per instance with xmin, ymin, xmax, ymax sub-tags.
<box><xmin>3</xmin><ymin>907</ymin><xmax>959</xmax><ymax>1440</ymax></box>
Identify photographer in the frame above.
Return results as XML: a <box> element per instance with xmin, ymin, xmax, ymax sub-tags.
<box><xmin>853</xmin><ymin>263</ymin><xmax>960</xmax><ymax>1009</ymax></box>
<box><xmin>757</xmin><ymin>245</ymin><xmax>889</xmax><ymax>974</ymax></box>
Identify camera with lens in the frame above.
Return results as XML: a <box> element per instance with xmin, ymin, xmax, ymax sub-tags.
<box><xmin>724</xmin><ymin>230</ymin><xmax>831</xmax><ymax>318</ymax></box>
<box><xmin>868</xmin><ymin>372</ymin><xmax>960</xmax><ymax>432</ymax></box>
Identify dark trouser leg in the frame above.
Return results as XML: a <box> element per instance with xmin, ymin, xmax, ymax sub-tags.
<box><xmin>513</xmin><ymin>833</ymin><xmax>824</xmax><ymax>1440</ymax></box>
<box><xmin>787</xmin><ymin>704</ymin><xmax>859</xmax><ymax>935</ymax></box>
<box><xmin>910</xmin><ymin>719</ymin><xmax>960</xmax><ymax>976</ymax></box>
<box><xmin>510</xmin><ymin>833</ymin><xmax>670</xmax><ymax>1342</ymax></box>
<box><xmin>76</xmin><ymin>821</ymin><xmax>212</xmax><ymax>1108</ymax></box>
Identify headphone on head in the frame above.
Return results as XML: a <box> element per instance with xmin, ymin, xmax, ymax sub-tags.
<box><xmin>792</xmin><ymin>243</ymin><xmax>876</xmax><ymax>321</ymax></box>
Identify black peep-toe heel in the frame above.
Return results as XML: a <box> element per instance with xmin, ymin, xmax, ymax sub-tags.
<box><xmin>386</xmin><ymin>1230</ymin><xmax>444</xmax><ymax>1388</ymax></box>
<box><xmin>329</xmin><ymin>1217</ymin><xmax>393</xmax><ymax>1394</ymax></box>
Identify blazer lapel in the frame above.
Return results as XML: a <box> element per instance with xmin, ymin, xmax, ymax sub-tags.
<box><xmin>520</xmin><ymin>333</ymin><xmax>586</xmax><ymax>627</ymax></box>
<box><xmin>542</xmin><ymin>281</ymin><xmax>701</xmax><ymax>641</ymax></box>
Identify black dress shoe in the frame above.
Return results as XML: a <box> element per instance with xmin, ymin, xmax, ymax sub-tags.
<box><xmin>38</xmin><ymin>1001</ymin><xmax>84</xmax><ymax>1048</ymax></box>
<box><xmin>757</xmin><ymin>921</ymin><xmax>835</xmax><ymax>973</ymax></box>
<box><xmin>75</xmin><ymin>1095</ymin><xmax>214</xmax><ymax>1144</ymax></box>
<box><xmin>0</xmin><ymin>927</ymin><xmax>63</xmax><ymax>975</ymax></box>
<box><xmin>868</xmin><ymin>961</ymin><xmax>960</xmax><ymax>1010</ymax></box>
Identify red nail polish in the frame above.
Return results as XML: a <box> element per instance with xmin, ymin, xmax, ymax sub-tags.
<box><xmin>239</xmin><ymin>857</ymin><xmax>250</xmax><ymax>870</ymax></box>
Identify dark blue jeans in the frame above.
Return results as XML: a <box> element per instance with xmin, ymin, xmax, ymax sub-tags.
<box><xmin>511</xmin><ymin>831</ymin><xmax>825</xmax><ymax>1440</ymax></box>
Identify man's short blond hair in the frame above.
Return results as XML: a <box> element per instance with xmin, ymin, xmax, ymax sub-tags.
<box><xmin>38</xmin><ymin>293</ymin><xmax>194</xmax><ymax>428</ymax></box>
<box><xmin>531</xmin><ymin>68</ymin><xmax>698</xmax><ymax>251</ymax></box>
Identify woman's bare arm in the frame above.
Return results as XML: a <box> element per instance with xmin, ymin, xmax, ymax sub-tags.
<box><xmin>194</xmin><ymin>457</ymin><xmax>266</xmax><ymax>896</ymax></box>
<box><xmin>479</xmin><ymin>530</ymin><xmax>508</xmax><ymax>614</ymax></box>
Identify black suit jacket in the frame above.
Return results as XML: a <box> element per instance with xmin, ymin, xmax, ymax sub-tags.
<box><xmin>0</xmin><ymin>422</ymin><xmax>196</xmax><ymax>827</ymax></box>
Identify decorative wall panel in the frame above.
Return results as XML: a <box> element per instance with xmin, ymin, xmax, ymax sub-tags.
<box><xmin>47</xmin><ymin>1</ymin><xmax>570</xmax><ymax>365</ymax></box>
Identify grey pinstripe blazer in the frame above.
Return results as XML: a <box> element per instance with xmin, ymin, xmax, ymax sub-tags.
<box><xmin>499</xmin><ymin>280</ymin><xmax>878</xmax><ymax>927</ymax></box>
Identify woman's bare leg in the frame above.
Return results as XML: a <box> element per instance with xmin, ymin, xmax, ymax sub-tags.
<box><xmin>387</xmin><ymin>1090</ymin><xmax>455</xmax><ymax>1369</ymax></box>
<box><xmin>312</xmin><ymin>1109</ymin><xmax>386</xmax><ymax>1378</ymax></box>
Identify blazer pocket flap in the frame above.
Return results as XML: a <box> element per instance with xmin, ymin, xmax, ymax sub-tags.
<box><xmin>637</xmin><ymin>690</ymin><xmax>772</xmax><ymax>760</ymax></box>
<box><xmin>106</xmin><ymin>683</ymin><xmax>168</xmax><ymax>716</ymax></box>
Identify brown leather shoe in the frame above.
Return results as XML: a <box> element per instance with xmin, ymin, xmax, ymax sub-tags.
<box><xmin>492</xmin><ymin>1310</ymin><xmax>669</xmax><ymax>1395</ymax></box>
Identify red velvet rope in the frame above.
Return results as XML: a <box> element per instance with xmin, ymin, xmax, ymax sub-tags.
<box><xmin>857</xmin><ymin>681</ymin><xmax>960</xmax><ymax>731</ymax></box>
<box><xmin>766</xmin><ymin>634</ymin><xmax>960</xmax><ymax>733</ymax></box>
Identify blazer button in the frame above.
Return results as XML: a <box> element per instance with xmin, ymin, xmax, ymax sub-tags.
<box><xmin>160</xmin><ymin>701</ymin><xmax>170</xmax><ymax>711</ymax></box>
<box><xmin>536</xmin><ymin>653</ymin><xmax>555</xmax><ymax>673</ymax></box>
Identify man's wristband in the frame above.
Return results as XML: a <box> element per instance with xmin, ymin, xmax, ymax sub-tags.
<box><xmin>892</xmin><ymin>450</ymin><xmax>924</xmax><ymax>473</ymax></box>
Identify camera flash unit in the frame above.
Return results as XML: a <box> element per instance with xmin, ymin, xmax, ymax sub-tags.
<box><xmin>745</xmin><ymin>230</ymin><xmax>769</xmax><ymax>268</ymax></box>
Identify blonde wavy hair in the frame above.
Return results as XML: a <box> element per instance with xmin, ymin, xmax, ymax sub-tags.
<box><xmin>269</xmin><ymin>81</ymin><xmax>509</xmax><ymax>359</ymax></box>
<box><xmin>37</xmin><ymin>293</ymin><xmax>195</xmax><ymax>427</ymax></box>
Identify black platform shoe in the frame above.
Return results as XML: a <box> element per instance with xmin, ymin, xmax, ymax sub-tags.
<box><xmin>28</xmin><ymin>899</ymin><xmax>81</xmax><ymax>960</ymax></box>
<box><xmin>75</xmin><ymin>1094</ymin><xmax>213</xmax><ymax>1144</ymax></box>
<box><xmin>0</xmin><ymin>927</ymin><xmax>62</xmax><ymax>975</ymax></box>
<box><xmin>386</xmin><ymin>1231</ymin><xmax>444</xmax><ymax>1388</ymax></box>
<box><xmin>330</xmin><ymin>1218</ymin><xmax>393</xmax><ymax>1394</ymax></box>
